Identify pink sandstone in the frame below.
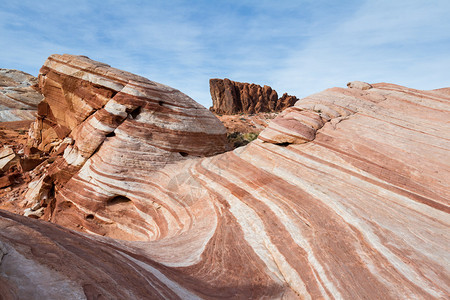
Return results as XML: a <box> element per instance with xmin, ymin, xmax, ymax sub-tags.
<box><xmin>0</xmin><ymin>56</ymin><xmax>449</xmax><ymax>299</ymax></box>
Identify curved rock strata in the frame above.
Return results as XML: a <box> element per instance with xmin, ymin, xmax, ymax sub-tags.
<box><xmin>1</xmin><ymin>61</ymin><xmax>449</xmax><ymax>299</ymax></box>
<box><xmin>0</xmin><ymin>210</ymin><xmax>208</xmax><ymax>299</ymax></box>
<box><xmin>21</xmin><ymin>54</ymin><xmax>228</xmax><ymax>236</ymax></box>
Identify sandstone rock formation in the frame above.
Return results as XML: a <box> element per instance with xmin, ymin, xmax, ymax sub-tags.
<box><xmin>0</xmin><ymin>69</ymin><xmax>43</xmax><ymax>122</ymax></box>
<box><xmin>1</xmin><ymin>56</ymin><xmax>449</xmax><ymax>299</ymax></box>
<box><xmin>209</xmin><ymin>78</ymin><xmax>296</xmax><ymax>114</ymax></box>
<box><xmin>17</xmin><ymin>54</ymin><xmax>228</xmax><ymax>233</ymax></box>
<box><xmin>0</xmin><ymin>121</ymin><xmax>34</xmax><ymax>191</ymax></box>
<box><xmin>276</xmin><ymin>92</ymin><xmax>298</xmax><ymax>111</ymax></box>
<box><xmin>0</xmin><ymin>209</ymin><xmax>205</xmax><ymax>299</ymax></box>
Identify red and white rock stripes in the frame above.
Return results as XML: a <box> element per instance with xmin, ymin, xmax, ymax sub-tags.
<box><xmin>1</xmin><ymin>55</ymin><xmax>449</xmax><ymax>299</ymax></box>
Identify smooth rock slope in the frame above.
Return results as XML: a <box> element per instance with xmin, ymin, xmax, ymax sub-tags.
<box><xmin>0</xmin><ymin>57</ymin><xmax>449</xmax><ymax>299</ymax></box>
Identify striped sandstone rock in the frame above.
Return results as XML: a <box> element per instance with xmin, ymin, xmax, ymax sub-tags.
<box><xmin>1</xmin><ymin>56</ymin><xmax>449</xmax><ymax>299</ymax></box>
<box><xmin>22</xmin><ymin>54</ymin><xmax>228</xmax><ymax>223</ymax></box>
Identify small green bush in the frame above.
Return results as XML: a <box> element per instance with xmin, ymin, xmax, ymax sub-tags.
<box><xmin>243</xmin><ymin>132</ymin><xmax>258</xmax><ymax>142</ymax></box>
<box><xmin>227</xmin><ymin>132</ymin><xmax>259</xmax><ymax>148</ymax></box>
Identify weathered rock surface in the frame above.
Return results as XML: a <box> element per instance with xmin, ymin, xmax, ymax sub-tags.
<box><xmin>0</xmin><ymin>69</ymin><xmax>43</xmax><ymax>122</ymax></box>
<box><xmin>0</xmin><ymin>122</ymin><xmax>32</xmax><ymax>193</ymax></box>
<box><xmin>0</xmin><ymin>121</ymin><xmax>32</xmax><ymax>151</ymax></box>
<box><xmin>17</xmin><ymin>54</ymin><xmax>228</xmax><ymax>233</ymax></box>
<box><xmin>215</xmin><ymin>112</ymin><xmax>278</xmax><ymax>148</ymax></box>
<box><xmin>347</xmin><ymin>80</ymin><xmax>373</xmax><ymax>90</ymax></box>
<box><xmin>0</xmin><ymin>146</ymin><xmax>17</xmax><ymax>172</ymax></box>
<box><xmin>1</xmin><ymin>56</ymin><xmax>449</xmax><ymax>300</ymax></box>
<box><xmin>210</xmin><ymin>78</ymin><xmax>296</xmax><ymax>114</ymax></box>
<box><xmin>216</xmin><ymin>112</ymin><xmax>278</xmax><ymax>134</ymax></box>
<box><xmin>276</xmin><ymin>92</ymin><xmax>298</xmax><ymax>111</ymax></box>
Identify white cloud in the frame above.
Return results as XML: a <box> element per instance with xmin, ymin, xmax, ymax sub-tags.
<box><xmin>0</xmin><ymin>0</ymin><xmax>449</xmax><ymax>107</ymax></box>
<box><xmin>270</xmin><ymin>0</ymin><xmax>450</xmax><ymax>98</ymax></box>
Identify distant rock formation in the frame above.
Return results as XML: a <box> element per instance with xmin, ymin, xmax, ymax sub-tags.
<box><xmin>276</xmin><ymin>92</ymin><xmax>298</xmax><ymax>110</ymax></box>
<box><xmin>0</xmin><ymin>69</ymin><xmax>43</xmax><ymax>122</ymax></box>
<box><xmin>1</xmin><ymin>55</ymin><xmax>449</xmax><ymax>300</ymax></box>
<box><xmin>209</xmin><ymin>78</ymin><xmax>297</xmax><ymax>114</ymax></box>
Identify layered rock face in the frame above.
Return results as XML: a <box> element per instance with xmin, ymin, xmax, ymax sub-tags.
<box><xmin>18</xmin><ymin>54</ymin><xmax>228</xmax><ymax>236</ymax></box>
<box><xmin>0</xmin><ymin>69</ymin><xmax>43</xmax><ymax>122</ymax></box>
<box><xmin>0</xmin><ymin>209</ymin><xmax>206</xmax><ymax>299</ymax></box>
<box><xmin>210</xmin><ymin>78</ymin><xmax>296</xmax><ymax>114</ymax></box>
<box><xmin>1</xmin><ymin>61</ymin><xmax>449</xmax><ymax>299</ymax></box>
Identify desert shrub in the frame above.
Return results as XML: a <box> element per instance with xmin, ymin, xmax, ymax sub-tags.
<box><xmin>227</xmin><ymin>132</ymin><xmax>259</xmax><ymax>148</ymax></box>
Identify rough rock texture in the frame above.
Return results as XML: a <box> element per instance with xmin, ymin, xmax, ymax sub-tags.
<box><xmin>1</xmin><ymin>62</ymin><xmax>449</xmax><ymax>299</ymax></box>
<box><xmin>0</xmin><ymin>147</ymin><xmax>17</xmax><ymax>172</ymax></box>
<box><xmin>215</xmin><ymin>113</ymin><xmax>278</xmax><ymax>149</ymax></box>
<box><xmin>347</xmin><ymin>80</ymin><xmax>373</xmax><ymax>90</ymax></box>
<box><xmin>216</xmin><ymin>112</ymin><xmax>278</xmax><ymax>135</ymax></box>
<box><xmin>0</xmin><ymin>121</ymin><xmax>33</xmax><ymax>193</ymax></box>
<box><xmin>0</xmin><ymin>121</ymin><xmax>32</xmax><ymax>151</ymax></box>
<box><xmin>276</xmin><ymin>92</ymin><xmax>298</xmax><ymax>111</ymax></box>
<box><xmin>210</xmin><ymin>78</ymin><xmax>296</xmax><ymax>114</ymax></box>
<box><xmin>0</xmin><ymin>69</ymin><xmax>43</xmax><ymax>122</ymax></box>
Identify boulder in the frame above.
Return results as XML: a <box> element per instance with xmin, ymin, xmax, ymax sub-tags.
<box><xmin>347</xmin><ymin>80</ymin><xmax>373</xmax><ymax>90</ymax></box>
<box><xmin>0</xmin><ymin>174</ymin><xmax>14</xmax><ymax>189</ymax></box>
<box><xmin>23</xmin><ymin>207</ymin><xmax>45</xmax><ymax>218</ymax></box>
<box><xmin>0</xmin><ymin>146</ymin><xmax>18</xmax><ymax>172</ymax></box>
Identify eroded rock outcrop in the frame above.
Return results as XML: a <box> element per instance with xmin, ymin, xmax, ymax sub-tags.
<box><xmin>0</xmin><ymin>147</ymin><xmax>17</xmax><ymax>173</ymax></box>
<box><xmin>17</xmin><ymin>54</ymin><xmax>228</xmax><ymax>236</ymax></box>
<box><xmin>1</xmin><ymin>60</ymin><xmax>449</xmax><ymax>299</ymax></box>
<box><xmin>276</xmin><ymin>92</ymin><xmax>298</xmax><ymax>111</ymax></box>
<box><xmin>0</xmin><ymin>69</ymin><xmax>43</xmax><ymax>122</ymax></box>
<box><xmin>210</xmin><ymin>78</ymin><xmax>296</xmax><ymax>114</ymax></box>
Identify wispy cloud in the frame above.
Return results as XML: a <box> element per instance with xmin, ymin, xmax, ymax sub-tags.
<box><xmin>0</xmin><ymin>0</ymin><xmax>449</xmax><ymax>107</ymax></box>
<box><xmin>270</xmin><ymin>0</ymin><xmax>450</xmax><ymax>98</ymax></box>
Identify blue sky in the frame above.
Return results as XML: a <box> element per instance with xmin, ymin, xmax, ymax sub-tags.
<box><xmin>1</xmin><ymin>0</ymin><xmax>449</xmax><ymax>108</ymax></box>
